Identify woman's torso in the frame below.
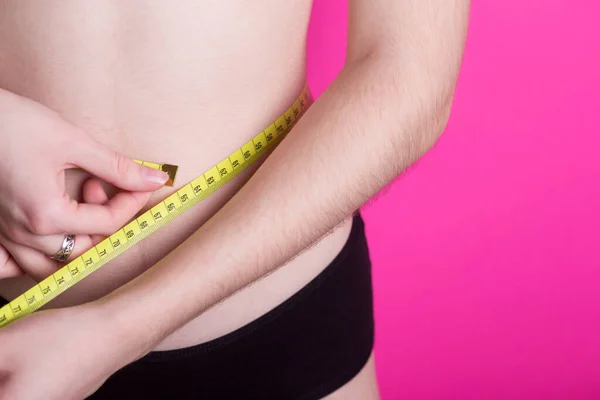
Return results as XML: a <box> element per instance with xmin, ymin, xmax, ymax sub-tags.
<box><xmin>0</xmin><ymin>0</ymin><xmax>353</xmax><ymax>350</ymax></box>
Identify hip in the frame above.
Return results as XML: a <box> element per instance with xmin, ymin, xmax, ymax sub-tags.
<box><xmin>89</xmin><ymin>214</ymin><xmax>374</xmax><ymax>400</ymax></box>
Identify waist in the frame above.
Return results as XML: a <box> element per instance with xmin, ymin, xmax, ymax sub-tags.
<box><xmin>0</xmin><ymin>76</ymin><xmax>308</xmax><ymax>299</ymax></box>
<box><xmin>0</xmin><ymin>81</ymin><xmax>355</xmax><ymax>349</ymax></box>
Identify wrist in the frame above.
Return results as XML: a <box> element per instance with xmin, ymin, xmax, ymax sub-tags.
<box><xmin>85</xmin><ymin>297</ymin><xmax>156</xmax><ymax>365</ymax></box>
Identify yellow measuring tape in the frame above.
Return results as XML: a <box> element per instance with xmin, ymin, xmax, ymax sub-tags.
<box><xmin>0</xmin><ymin>84</ymin><xmax>312</xmax><ymax>328</ymax></box>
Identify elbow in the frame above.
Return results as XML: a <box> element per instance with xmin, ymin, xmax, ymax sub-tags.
<box><xmin>430</xmin><ymin>90</ymin><xmax>455</xmax><ymax>145</ymax></box>
<box><xmin>383</xmin><ymin>89</ymin><xmax>455</xmax><ymax>178</ymax></box>
<box><xmin>410</xmin><ymin>86</ymin><xmax>456</xmax><ymax>162</ymax></box>
<box><xmin>376</xmin><ymin>55</ymin><xmax>460</xmax><ymax>162</ymax></box>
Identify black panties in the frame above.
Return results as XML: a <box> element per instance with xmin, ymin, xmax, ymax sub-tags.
<box><xmin>3</xmin><ymin>214</ymin><xmax>375</xmax><ymax>400</ymax></box>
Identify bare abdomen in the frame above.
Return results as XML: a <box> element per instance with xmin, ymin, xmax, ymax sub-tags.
<box><xmin>0</xmin><ymin>0</ymin><xmax>353</xmax><ymax>350</ymax></box>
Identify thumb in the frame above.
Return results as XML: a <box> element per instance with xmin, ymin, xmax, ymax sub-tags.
<box><xmin>72</xmin><ymin>137</ymin><xmax>169</xmax><ymax>191</ymax></box>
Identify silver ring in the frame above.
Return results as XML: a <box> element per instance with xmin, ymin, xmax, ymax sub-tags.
<box><xmin>51</xmin><ymin>234</ymin><xmax>76</xmax><ymax>262</ymax></box>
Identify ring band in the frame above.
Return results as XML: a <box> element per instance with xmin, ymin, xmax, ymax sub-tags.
<box><xmin>51</xmin><ymin>234</ymin><xmax>76</xmax><ymax>262</ymax></box>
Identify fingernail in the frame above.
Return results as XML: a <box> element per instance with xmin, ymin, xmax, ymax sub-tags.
<box><xmin>143</xmin><ymin>167</ymin><xmax>169</xmax><ymax>185</ymax></box>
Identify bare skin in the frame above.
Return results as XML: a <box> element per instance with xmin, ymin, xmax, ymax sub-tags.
<box><xmin>0</xmin><ymin>1</ymin><xmax>469</xmax><ymax>398</ymax></box>
<box><xmin>0</xmin><ymin>1</ymin><xmax>370</xmax><ymax>398</ymax></box>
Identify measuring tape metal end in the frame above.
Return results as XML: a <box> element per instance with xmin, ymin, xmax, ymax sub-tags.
<box><xmin>133</xmin><ymin>160</ymin><xmax>179</xmax><ymax>187</ymax></box>
<box><xmin>161</xmin><ymin>163</ymin><xmax>179</xmax><ymax>187</ymax></box>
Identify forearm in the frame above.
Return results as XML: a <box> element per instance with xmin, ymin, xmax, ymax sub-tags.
<box><xmin>98</xmin><ymin>51</ymin><xmax>463</xmax><ymax>357</ymax></box>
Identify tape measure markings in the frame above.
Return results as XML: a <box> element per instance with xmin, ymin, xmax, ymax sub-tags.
<box><xmin>0</xmin><ymin>84</ymin><xmax>312</xmax><ymax>327</ymax></box>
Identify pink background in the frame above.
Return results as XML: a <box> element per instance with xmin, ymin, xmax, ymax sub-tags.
<box><xmin>307</xmin><ymin>1</ymin><xmax>600</xmax><ymax>399</ymax></box>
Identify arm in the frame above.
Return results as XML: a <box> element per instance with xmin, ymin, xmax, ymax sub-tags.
<box><xmin>101</xmin><ymin>0</ymin><xmax>470</xmax><ymax>359</ymax></box>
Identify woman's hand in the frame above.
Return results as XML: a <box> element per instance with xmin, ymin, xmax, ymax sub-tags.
<box><xmin>0</xmin><ymin>89</ymin><xmax>169</xmax><ymax>281</ymax></box>
<box><xmin>0</xmin><ymin>305</ymin><xmax>140</xmax><ymax>400</ymax></box>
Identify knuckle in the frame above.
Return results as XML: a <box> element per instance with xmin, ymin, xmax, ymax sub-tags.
<box><xmin>101</xmin><ymin>211</ymin><xmax>120</xmax><ymax>234</ymax></box>
<box><xmin>4</xmin><ymin>224</ymin><xmax>26</xmax><ymax>243</ymax></box>
<box><xmin>113</xmin><ymin>151</ymin><xmax>134</xmax><ymax>180</ymax></box>
<box><xmin>0</xmin><ymin>209</ymin><xmax>36</xmax><ymax>242</ymax></box>
<box><xmin>24</xmin><ymin>208</ymin><xmax>56</xmax><ymax>235</ymax></box>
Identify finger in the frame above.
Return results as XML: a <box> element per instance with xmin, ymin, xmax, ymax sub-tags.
<box><xmin>0</xmin><ymin>245</ymin><xmax>24</xmax><ymax>279</ymax></box>
<box><xmin>13</xmin><ymin>232</ymin><xmax>93</xmax><ymax>260</ymax></box>
<box><xmin>10</xmin><ymin>180</ymin><xmax>109</xmax><ymax>258</ymax></box>
<box><xmin>82</xmin><ymin>178</ymin><xmax>110</xmax><ymax>245</ymax></box>
<box><xmin>3</xmin><ymin>242</ymin><xmax>59</xmax><ymax>282</ymax></box>
<box><xmin>82</xmin><ymin>178</ymin><xmax>110</xmax><ymax>205</ymax></box>
<box><xmin>71</xmin><ymin>136</ymin><xmax>169</xmax><ymax>191</ymax></box>
<box><xmin>11</xmin><ymin>180</ymin><xmax>108</xmax><ymax>250</ymax></box>
<box><xmin>55</xmin><ymin>191</ymin><xmax>153</xmax><ymax>235</ymax></box>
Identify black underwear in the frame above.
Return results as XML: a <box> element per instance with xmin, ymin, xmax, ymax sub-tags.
<box><xmin>3</xmin><ymin>214</ymin><xmax>374</xmax><ymax>400</ymax></box>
